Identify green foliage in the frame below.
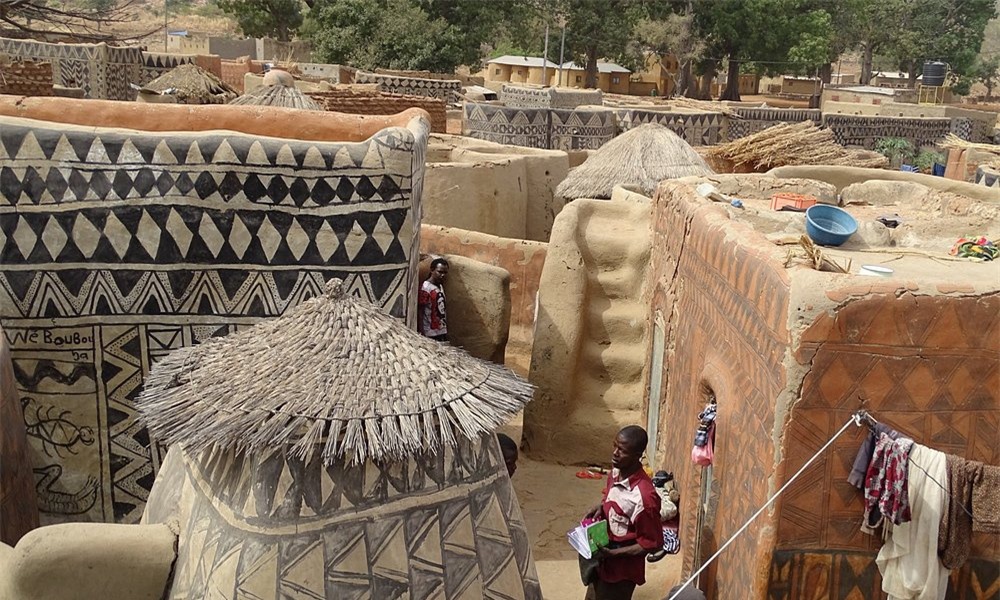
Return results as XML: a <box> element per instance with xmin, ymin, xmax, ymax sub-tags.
<box><xmin>914</xmin><ymin>149</ymin><xmax>946</xmax><ymax>172</ymax></box>
<box><xmin>874</xmin><ymin>137</ymin><xmax>917</xmax><ymax>166</ymax></box>
<box><xmin>217</xmin><ymin>0</ymin><xmax>304</xmax><ymax>41</ymax></box>
<box><xmin>560</xmin><ymin>0</ymin><xmax>648</xmax><ymax>86</ymax></box>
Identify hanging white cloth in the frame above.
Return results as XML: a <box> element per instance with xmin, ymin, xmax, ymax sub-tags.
<box><xmin>876</xmin><ymin>444</ymin><xmax>950</xmax><ymax>600</ymax></box>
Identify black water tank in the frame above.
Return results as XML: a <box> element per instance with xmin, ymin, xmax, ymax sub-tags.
<box><xmin>922</xmin><ymin>61</ymin><xmax>947</xmax><ymax>86</ymax></box>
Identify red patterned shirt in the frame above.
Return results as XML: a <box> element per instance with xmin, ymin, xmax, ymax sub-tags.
<box><xmin>418</xmin><ymin>280</ymin><xmax>447</xmax><ymax>337</ymax></box>
<box><xmin>598</xmin><ymin>468</ymin><xmax>662</xmax><ymax>585</ymax></box>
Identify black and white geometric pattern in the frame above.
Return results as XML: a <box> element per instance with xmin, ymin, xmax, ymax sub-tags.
<box><xmin>727</xmin><ymin>108</ymin><xmax>822</xmax><ymax>140</ymax></box>
<box><xmin>463</xmin><ymin>103</ymin><xmax>550</xmax><ymax>149</ymax></box>
<box><xmin>144</xmin><ymin>434</ymin><xmax>543</xmax><ymax>600</ymax></box>
<box><xmin>498</xmin><ymin>85</ymin><xmax>603</xmax><ymax>111</ymax></box>
<box><xmin>975</xmin><ymin>165</ymin><xmax>999</xmax><ymax>189</ymax></box>
<box><xmin>0</xmin><ymin>115</ymin><xmax>429</xmax><ymax>524</ymax></box>
<box><xmin>0</xmin><ymin>37</ymin><xmax>142</xmax><ymax>100</ymax></box>
<box><xmin>139</xmin><ymin>51</ymin><xmax>199</xmax><ymax>86</ymax></box>
<box><xmin>550</xmin><ymin>108</ymin><xmax>618</xmax><ymax>150</ymax></box>
<box><xmin>355</xmin><ymin>71</ymin><xmax>463</xmax><ymax>104</ymax></box>
<box><xmin>615</xmin><ymin>108</ymin><xmax>724</xmax><ymax>146</ymax></box>
<box><xmin>822</xmin><ymin>114</ymin><xmax>952</xmax><ymax>150</ymax></box>
<box><xmin>949</xmin><ymin>117</ymin><xmax>973</xmax><ymax>143</ymax></box>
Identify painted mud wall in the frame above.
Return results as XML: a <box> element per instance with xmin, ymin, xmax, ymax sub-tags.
<box><xmin>644</xmin><ymin>182</ymin><xmax>791</xmax><ymax>599</ymax></box>
<box><xmin>0</xmin><ymin>38</ymin><xmax>142</xmax><ymax>100</ymax></box>
<box><xmin>524</xmin><ymin>187</ymin><xmax>651</xmax><ymax>466</ymax></box>
<box><xmin>309</xmin><ymin>90</ymin><xmax>448</xmax><ymax>133</ymax></box>
<box><xmin>0</xmin><ymin>114</ymin><xmax>428</xmax><ymax>524</ymax></box>
<box><xmin>770</xmin><ymin>288</ymin><xmax>1000</xmax><ymax>599</ymax></box>
<box><xmin>421</xmin><ymin>224</ymin><xmax>546</xmax><ymax>376</ymax></box>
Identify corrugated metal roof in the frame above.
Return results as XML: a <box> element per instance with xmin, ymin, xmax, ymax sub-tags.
<box><xmin>487</xmin><ymin>55</ymin><xmax>559</xmax><ymax>68</ymax></box>
<box><xmin>560</xmin><ymin>61</ymin><xmax>631</xmax><ymax>74</ymax></box>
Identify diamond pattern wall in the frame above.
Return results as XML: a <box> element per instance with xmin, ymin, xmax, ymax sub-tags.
<box><xmin>0</xmin><ymin>115</ymin><xmax>429</xmax><ymax>524</ymax></box>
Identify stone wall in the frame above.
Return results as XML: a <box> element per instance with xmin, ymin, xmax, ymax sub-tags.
<box><xmin>421</xmin><ymin>225</ymin><xmax>547</xmax><ymax>376</ymax></box>
<box><xmin>0</xmin><ymin>60</ymin><xmax>52</xmax><ymax>96</ymax></box>
<box><xmin>0</xmin><ymin>38</ymin><xmax>142</xmax><ymax>100</ymax></box>
<box><xmin>309</xmin><ymin>89</ymin><xmax>448</xmax><ymax>133</ymax></box>
<box><xmin>524</xmin><ymin>187</ymin><xmax>651</xmax><ymax>465</ymax></box>
<box><xmin>355</xmin><ymin>70</ymin><xmax>462</xmax><ymax>103</ymax></box>
<box><xmin>822</xmin><ymin>114</ymin><xmax>953</xmax><ymax>149</ymax></box>
<box><xmin>0</xmin><ymin>112</ymin><xmax>429</xmax><ymax>524</ymax></box>
<box><xmin>726</xmin><ymin>107</ymin><xmax>822</xmax><ymax>140</ymax></box>
<box><xmin>614</xmin><ymin>108</ymin><xmax>724</xmax><ymax>146</ymax></box>
<box><xmin>644</xmin><ymin>182</ymin><xmax>790</xmax><ymax>599</ymax></box>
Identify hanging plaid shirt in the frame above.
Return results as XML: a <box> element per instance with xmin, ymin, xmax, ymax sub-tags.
<box><xmin>863</xmin><ymin>433</ymin><xmax>915</xmax><ymax>527</ymax></box>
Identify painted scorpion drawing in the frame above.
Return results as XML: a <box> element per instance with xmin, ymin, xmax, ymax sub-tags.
<box><xmin>21</xmin><ymin>397</ymin><xmax>95</xmax><ymax>458</ymax></box>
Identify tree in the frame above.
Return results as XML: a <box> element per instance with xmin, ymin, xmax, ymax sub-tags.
<box><xmin>692</xmin><ymin>0</ymin><xmax>833</xmax><ymax>101</ymax></box>
<box><xmin>0</xmin><ymin>0</ymin><xmax>141</xmax><ymax>40</ymax></box>
<box><xmin>560</xmin><ymin>0</ymin><xmax>646</xmax><ymax>88</ymax></box>
<box><xmin>217</xmin><ymin>0</ymin><xmax>304</xmax><ymax>41</ymax></box>
<box><xmin>634</xmin><ymin>3</ymin><xmax>705</xmax><ymax>97</ymax></box>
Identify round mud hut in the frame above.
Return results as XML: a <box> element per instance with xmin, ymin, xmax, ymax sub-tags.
<box><xmin>139</xmin><ymin>279</ymin><xmax>541</xmax><ymax>599</ymax></box>
<box><xmin>556</xmin><ymin>122</ymin><xmax>714</xmax><ymax>200</ymax></box>
<box><xmin>229</xmin><ymin>69</ymin><xmax>323</xmax><ymax>111</ymax></box>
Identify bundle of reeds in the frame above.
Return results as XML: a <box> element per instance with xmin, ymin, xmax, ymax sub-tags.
<box><xmin>142</xmin><ymin>64</ymin><xmax>238</xmax><ymax>105</ymax></box>
<box><xmin>941</xmin><ymin>133</ymin><xmax>1000</xmax><ymax>166</ymax></box>
<box><xmin>707</xmin><ymin>121</ymin><xmax>889</xmax><ymax>170</ymax></box>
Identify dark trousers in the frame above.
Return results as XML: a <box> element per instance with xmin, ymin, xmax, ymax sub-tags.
<box><xmin>430</xmin><ymin>334</ymin><xmax>448</xmax><ymax>342</ymax></box>
<box><xmin>585</xmin><ymin>579</ymin><xmax>637</xmax><ymax>600</ymax></box>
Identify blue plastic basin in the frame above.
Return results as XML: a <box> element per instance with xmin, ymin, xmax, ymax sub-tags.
<box><xmin>805</xmin><ymin>204</ymin><xmax>858</xmax><ymax>247</ymax></box>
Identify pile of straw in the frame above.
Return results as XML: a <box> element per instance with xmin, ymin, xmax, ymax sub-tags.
<box><xmin>229</xmin><ymin>83</ymin><xmax>323</xmax><ymax>110</ymax></box>
<box><xmin>556</xmin><ymin>123</ymin><xmax>714</xmax><ymax>199</ymax></box>
<box><xmin>707</xmin><ymin>121</ymin><xmax>889</xmax><ymax>170</ymax></box>
<box><xmin>941</xmin><ymin>133</ymin><xmax>1000</xmax><ymax>166</ymax></box>
<box><xmin>137</xmin><ymin>279</ymin><xmax>533</xmax><ymax>465</ymax></box>
<box><xmin>142</xmin><ymin>64</ymin><xmax>238</xmax><ymax>104</ymax></box>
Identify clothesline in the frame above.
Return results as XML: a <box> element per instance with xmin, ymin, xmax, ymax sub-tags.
<box><xmin>665</xmin><ymin>408</ymin><xmax>993</xmax><ymax>600</ymax></box>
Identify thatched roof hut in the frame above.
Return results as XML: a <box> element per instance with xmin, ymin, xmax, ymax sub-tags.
<box><xmin>229</xmin><ymin>69</ymin><xmax>323</xmax><ymax>111</ymax></box>
<box><xmin>140</xmin><ymin>63</ymin><xmax>238</xmax><ymax>105</ymax></box>
<box><xmin>556</xmin><ymin>123</ymin><xmax>714</xmax><ymax>200</ymax></box>
<box><xmin>140</xmin><ymin>279</ymin><xmax>541</xmax><ymax>600</ymax></box>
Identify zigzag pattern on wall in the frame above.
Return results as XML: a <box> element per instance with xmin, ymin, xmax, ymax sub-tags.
<box><xmin>549</xmin><ymin>108</ymin><xmax>617</xmax><ymax>150</ymax></box>
<box><xmin>463</xmin><ymin>102</ymin><xmax>550</xmax><ymax>149</ymax></box>
<box><xmin>615</xmin><ymin>109</ymin><xmax>724</xmax><ymax>146</ymax></box>
<box><xmin>727</xmin><ymin>108</ymin><xmax>822</xmax><ymax>140</ymax></box>
<box><xmin>0</xmin><ymin>115</ymin><xmax>427</xmax><ymax>524</ymax></box>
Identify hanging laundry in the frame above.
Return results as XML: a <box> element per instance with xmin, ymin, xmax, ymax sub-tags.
<box><xmin>849</xmin><ymin>423</ymin><xmax>901</xmax><ymax>488</ymax></box>
<box><xmin>971</xmin><ymin>464</ymin><xmax>1000</xmax><ymax>533</ymax></box>
<box><xmin>864</xmin><ymin>433</ymin><xmax>915</xmax><ymax>529</ymax></box>
<box><xmin>876</xmin><ymin>444</ymin><xmax>949</xmax><ymax>600</ymax></box>
<box><xmin>937</xmin><ymin>455</ymin><xmax>982</xmax><ymax>569</ymax></box>
<box><xmin>692</xmin><ymin>398</ymin><xmax>717</xmax><ymax>447</ymax></box>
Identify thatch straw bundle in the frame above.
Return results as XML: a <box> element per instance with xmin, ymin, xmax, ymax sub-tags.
<box><xmin>556</xmin><ymin>123</ymin><xmax>714</xmax><ymax>199</ymax></box>
<box><xmin>142</xmin><ymin>64</ymin><xmax>238</xmax><ymax>104</ymax></box>
<box><xmin>137</xmin><ymin>279</ymin><xmax>532</xmax><ymax>465</ymax></box>
<box><xmin>941</xmin><ymin>133</ymin><xmax>1000</xmax><ymax>166</ymax></box>
<box><xmin>229</xmin><ymin>83</ymin><xmax>323</xmax><ymax>110</ymax></box>
<box><xmin>707</xmin><ymin>121</ymin><xmax>889</xmax><ymax>170</ymax></box>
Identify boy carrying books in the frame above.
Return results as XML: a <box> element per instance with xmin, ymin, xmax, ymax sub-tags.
<box><xmin>580</xmin><ymin>426</ymin><xmax>662</xmax><ymax>600</ymax></box>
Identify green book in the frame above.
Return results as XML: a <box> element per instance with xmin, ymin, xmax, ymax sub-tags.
<box><xmin>567</xmin><ymin>520</ymin><xmax>610</xmax><ymax>559</ymax></box>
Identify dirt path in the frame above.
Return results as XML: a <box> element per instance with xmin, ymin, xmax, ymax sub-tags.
<box><xmin>502</xmin><ymin>419</ymin><xmax>683</xmax><ymax>599</ymax></box>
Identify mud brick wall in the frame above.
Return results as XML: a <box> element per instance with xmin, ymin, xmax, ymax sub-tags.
<box><xmin>0</xmin><ymin>114</ymin><xmax>428</xmax><ymax>525</ymax></box>
<box><xmin>139</xmin><ymin>52</ymin><xmax>222</xmax><ymax>86</ymax></box>
<box><xmin>822</xmin><ymin>114</ymin><xmax>953</xmax><ymax>149</ymax></box>
<box><xmin>771</xmin><ymin>292</ymin><xmax>1000</xmax><ymax>600</ymax></box>
<box><xmin>220</xmin><ymin>59</ymin><xmax>263</xmax><ymax>92</ymax></box>
<box><xmin>354</xmin><ymin>70</ymin><xmax>462</xmax><ymax>103</ymax></box>
<box><xmin>726</xmin><ymin>108</ymin><xmax>822</xmax><ymax>140</ymax></box>
<box><xmin>549</xmin><ymin>107</ymin><xmax>617</xmax><ymax>150</ymax></box>
<box><xmin>463</xmin><ymin>102</ymin><xmax>549</xmax><ymax>149</ymax></box>
<box><xmin>308</xmin><ymin>90</ymin><xmax>447</xmax><ymax>133</ymax></box>
<box><xmin>615</xmin><ymin>108</ymin><xmax>724</xmax><ymax>146</ymax></box>
<box><xmin>0</xmin><ymin>60</ymin><xmax>53</xmax><ymax>96</ymax></box>
<box><xmin>0</xmin><ymin>38</ymin><xmax>142</xmax><ymax>100</ymax></box>
<box><xmin>646</xmin><ymin>182</ymin><xmax>791</xmax><ymax>600</ymax></box>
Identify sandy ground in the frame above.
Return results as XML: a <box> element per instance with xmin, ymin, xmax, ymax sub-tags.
<box><xmin>500</xmin><ymin>419</ymin><xmax>683</xmax><ymax>600</ymax></box>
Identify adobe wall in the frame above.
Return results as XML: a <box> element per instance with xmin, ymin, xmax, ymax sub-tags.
<box><xmin>308</xmin><ymin>89</ymin><xmax>448</xmax><ymax>133</ymax></box>
<box><xmin>423</xmin><ymin>134</ymin><xmax>569</xmax><ymax>242</ymax></box>
<box><xmin>767</xmin><ymin>165</ymin><xmax>999</xmax><ymax>203</ymax></box>
<box><xmin>614</xmin><ymin>108</ymin><xmax>724</xmax><ymax>146</ymax></box>
<box><xmin>498</xmin><ymin>84</ymin><xmax>603</xmax><ymax>109</ymax></box>
<box><xmin>421</xmin><ymin>224</ymin><xmax>546</xmax><ymax>376</ymax></box>
<box><xmin>0</xmin><ymin>38</ymin><xmax>142</xmax><ymax>100</ymax></box>
<box><xmin>0</xmin><ymin>95</ymin><xmax>428</xmax><ymax>143</ymax></box>
<box><xmin>0</xmin><ymin>114</ymin><xmax>429</xmax><ymax>525</ymax></box>
<box><xmin>821</xmin><ymin>114</ymin><xmax>954</xmax><ymax>149</ymax></box>
<box><xmin>139</xmin><ymin>52</ymin><xmax>222</xmax><ymax>86</ymax></box>
<box><xmin>524</xmin><ymin>187</ymin><xmax>651</xmax><ymax>465</ymax></box>
<box><xmin>418</xmin><ymin>254</ymin><xmax>511</xmax><ymax>365</ymax></box>
<box><xmin>644</xmin><ymin>182</ymin><xmax>791</xmax><ymax>600</ymax></box>
<box><xmin>462</xmin><ymin>102</ymin><xmax>619</xmax><ymax>151</ymax></box>
<box><xmin>0</xmin><ymin>60</ymin><xmax>53</xmax><ymax>96</ymax></box>
<box><xmin>726</xmin><ymin>107</ymin><xmax>822</xmax><ymax>140</ymax></box>
<box><xmin>354</xmin><ymin>70</ymin><xmax>462</xmax><ymax>103</ymax></box>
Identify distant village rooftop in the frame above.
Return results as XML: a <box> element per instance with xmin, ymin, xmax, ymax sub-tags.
<box><xmin>560</xmin><ymin>60</ymin><xmax>631</xmax><ymax>74</ymax></box>
<box><xmin>487</xmin><ymin>55</ymin><xmax>559</xmax><ymax>69</ymax></box>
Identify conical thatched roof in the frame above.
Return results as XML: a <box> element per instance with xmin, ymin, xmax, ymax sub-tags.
<box><xmin>137</xmin><ymin>279</ymin><xmax>532</xmax><ymax>465</ymax></box>
<box><xmin>141</xmin><ymin>63</ymin><xmax>238</xmax><ymax>104</ymax></box>
<box><xmin>229</xmin><ymin>82</ymin><xmax>323</xmax><ymax>111</ymax></box>
<box><xmin>556</xmin><ymin>123</ymin><xmax>714</xmax><ymax>199</ymax></box>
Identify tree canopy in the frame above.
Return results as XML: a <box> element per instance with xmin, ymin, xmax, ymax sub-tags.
<box><xmin>218</xmin><ymin>0</ymin><xmax>304</xmax><ymax>42</ymax></box>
